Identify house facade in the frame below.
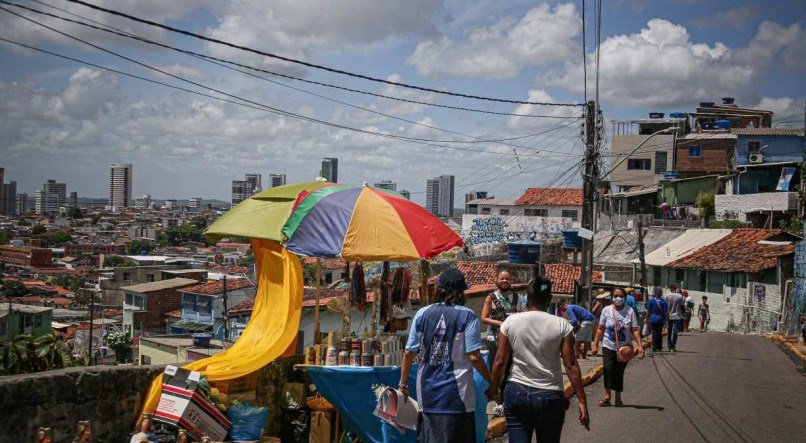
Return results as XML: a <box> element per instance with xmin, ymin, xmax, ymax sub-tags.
<box><xmin>173</xmin><ymin>279</ymin><xmax>256</xmax><ymax>338</ymax></box>
<box><xmin>121</xmin><ymin>278</ymin><xmax>199</xmax><ymax>336</ymax></box>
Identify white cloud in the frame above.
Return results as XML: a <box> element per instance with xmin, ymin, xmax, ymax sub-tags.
<box><xmin>755</xmin><ymin>97</ymin><xmax>805</xmax><ymax>126</ymax></box>
<box><xmin>546</xmin><ymin>19</ymin><xmax>803</xmax><ymax>108</ymax></box>
<box><xmin>506</xmin><ymin>89</ymin><xmax>580</xmax><ymax>131</ymax></box>
<box><xmin>204</xmin><ymin>0</ymin><xmax>439</xmax><ymax>70</ymax></box>
<box><xmin>406</xmin><ymin>3</ymin><xmax>580</xmax><ymax>79</ymax></box>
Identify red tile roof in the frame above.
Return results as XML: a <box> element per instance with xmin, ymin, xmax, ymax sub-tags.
<box><xmin>302</xmin><ymin>257</ymin><xmax>347</xmax><ymax>270</ymax></box>
<box><xmin>303</xmin><ymin>287</ymin><xmax>346</xmax><ymax>301</ymax></box>
<box><xmin>165</xmin><ymin>309</ymin><xmax>182</xmax><ymax>319</ymax></box>
<box><xmin>181</xmin><ymin>278</ymin><xmax>255</xmax><ymax>295</ymax></box>
<box><xmin>227</xmin><ymin>299</ymin><xmax>254</xmax><ymax>315</ymax></box>
<box><xmin>428</xmin><ymin>261</ymin><xmax>500</xmax><ymax>287</ymax></box>
<box><xmin>47</xmin><ymin>297</ymin><xmax>73</xmax><ymax>307</ymax></box>
<box><xmin>544</xmin><ymin>263</ymin><xmax>603</xmax><ymax>295</ymax></box>
<box><xmin>515</xmin><ymin>188</ymin><xmax>583</xmax><ymax>207</ymax></box>
<box><xmin>668</xmin><ymin>228</ymin><xmax>795</xmax><ymax>273</ymax></box>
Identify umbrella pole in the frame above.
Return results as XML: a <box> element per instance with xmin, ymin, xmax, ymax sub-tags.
<box><xmin>314</xmin><ymin>258</ymin><xmax>322</xmax><ymax>345</ymax></box>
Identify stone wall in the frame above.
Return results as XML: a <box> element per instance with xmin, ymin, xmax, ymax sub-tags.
<box><xmin>714</xmin><ymin>192</ymin><xmax>798</xmax><ymax>222</ymax></box>
<box><xmin>0</xmin><ymin>365</ymin><xmax>165</xmax><ymax>442</ymax></box>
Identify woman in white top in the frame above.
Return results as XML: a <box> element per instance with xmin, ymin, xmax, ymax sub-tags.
<box><xmin>486</xmin><ymin>276</ymin><xmax>589</xmax><ymax>443</ymax></box>
<box><xmin>592</xmin><ymin>287</ymin><xmax>644</xmax><ymax>407</ymax></box>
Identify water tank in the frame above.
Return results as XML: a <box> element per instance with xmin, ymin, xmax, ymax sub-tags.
<box><xmin>561</xmin><ymin>229</ymin><xmax>583</xmax><ymax>249</ymax></box>
<box><xmin>714</xmin><ymin>119</ymin><xmax>730</xmax><ymax>129</ymax></box>
<box><xmin>669</xmin><ymin>112</ymin><xmax>685</xmax><ymax>119</ymax></box>
<box><xmin>663</xmin><ymin>171</ymin><xmax>680</xmax><ymax>180</ymax></box>
<box><xmin>192</xmin><ymin>333</ymin><xmax>211</xmax><ymax>347</ymax></box>
<box><xmin>506</xmin><ymin>241</ymin><xmax>541</xmax><ymax>264</ymax></box>
<box><xmin>699</xmin><ymin>102</ymin><xmax>715</xmax><ymax>108</ymax></box>
<box><xmin>722</xmin><ymin>97</ymin><xmax>735</xmax><ymax>105</ymax></box>
<box><xmin>701</xmin><ymin>121</ymin><xmax>713</xmax><ymax>130</ymax></box>
<box><xmin>649</xmin><ymin>112</ymin><xmax>665</xmax><ymax>119</ymax></box>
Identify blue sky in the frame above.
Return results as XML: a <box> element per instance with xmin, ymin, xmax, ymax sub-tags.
<box><xmin>0</xmin><ymin>0</ymin><xmax>803</xmax><ymax>204</ymax></box>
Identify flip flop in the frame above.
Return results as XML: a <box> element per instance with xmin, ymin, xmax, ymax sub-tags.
<box><xmin>615</xmin><ymin>398</ymin><xmax>624</xmax><ymax>407</ymax></box>
<box><xmin>598</xmin><ymin>398</ymin><xmax>611</xmax><ymax>407</ymax></box>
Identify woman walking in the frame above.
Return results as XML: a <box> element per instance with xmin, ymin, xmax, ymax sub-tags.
<box><xmin>592</xmin><ymin>287</ymin><xmax>644</xmax><ymax>407</ymax></box>
<box><xmin>481</xmin><ymin>271</ymin><xmax>519</xmax><ymax>364</ymax></box>
<box><xmin>486</xmin><ymin>276</ymin><xmax>589</xmax><ymax>443</ymax></box>
<box><xmin>698</xmin><ymin>296</ymin><xmax>710</xmax><ymax>332</ymax></box>
<box><xmin>646</xmin><ymin>287</ymin><xmax>668</xmax><ymax>353</ymax></box>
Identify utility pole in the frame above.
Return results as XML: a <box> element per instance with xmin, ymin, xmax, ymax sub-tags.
<box><xmin>87</xmin><ymin>292</ymin><xmax>94</xmax><ymax>366</ymax></box>
<box><xmin>221</xmin><ymin>275</ymin><xmax>228</xmax><ymax>342</ymax></box>
<box><xmin>637</xmin><ymin>215</ymin><xmax>647</xmax><ymax>291</ymax></box>
<box><xmin>580</xmin><ymin>100</ymin><xmax>599</xmax><ymax>307</ymax></box>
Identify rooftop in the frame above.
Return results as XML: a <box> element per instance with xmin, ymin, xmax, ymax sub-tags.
<box><xmin>544</xmin><ymin>263</ymin><xmax>603</xmax><ymax>295</ymax></box>
<box><xmin>668</xmin><ymin>228</ymin><xmax>796</xmax><ymax>273</ymax></box>
<box><xmin>139</xmin><ymin>335</ymin><xmax>227</xmax><ymax>349</ymax></box>
<box><xmin>681</xmin><ymin>133</ymin><xmax>737</xmax><ymax>140</ymax></box>
<box><xmin>227</xmin><ymin>299</ymin><xmax>254</xmax><ymax>315</ymax></box>
<box><xmin>731</xmin><ymin>127</ymin><xmax>804</xmax><ymax>136</ymax></box>
<box><xmin>121</xmin><ymin>278</ymin><xmax>199</xmax><ymax>293</ymax></box>
<box><xmin>181</xmin><ymin>278</ymin><xmax>255</xmax><ymax>296</ymax></box>
<box><xmin>515</xmin><ymin>188</ymin><xmax>583</xmax><ymax>207</ymax></box>
<box><xmin>465</xmin><ymin>198</ymin><xmax>517</xmax><ymax>206</ymax></box>
<box><xmin>0</xmin><ymin>303</ymin><xmax>53</xmax><ymax>315</ymax></box>
<box><xmin>636</xmin><ymin>229</ymin><xmax>732</xmax><ymax>267</ymax></box>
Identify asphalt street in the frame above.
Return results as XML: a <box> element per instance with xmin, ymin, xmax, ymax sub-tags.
<box><xmin>559</xmin><ymin>332</ymin><xmax>806</xmax><ymax>442</ymax></box>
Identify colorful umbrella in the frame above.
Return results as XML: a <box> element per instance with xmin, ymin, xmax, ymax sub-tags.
<box><xmin>205</xmin><ymin>181</ymin><xmax>334</xmax><ymax>242</ymax></box>
<box><xmin>281</xmin><ymin>184</ymin><xmax>462</xmax><ymax>262</ymax></box>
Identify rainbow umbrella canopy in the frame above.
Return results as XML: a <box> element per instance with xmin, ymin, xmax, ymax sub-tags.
<box><xmin>281</xmin><ymin>184</ymin><xmax>463</xmax><ymax>262</ymax></box>
<box><xmin>205</xmin><ymin>181</ymin><xmax>333</xmax><ymax>242</ymax></box>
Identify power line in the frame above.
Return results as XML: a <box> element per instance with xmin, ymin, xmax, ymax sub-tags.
<box><xmin>582</xmin><ymin>0</ymin><xmax>587</xmax><ymax>104</ymax></box>
<box><xmin>65</xmin><ymin>0</ymin><xmax>584</xmax><ymax>107</ymax></box>
<box><xmin>21</xmin><ymin>0</ymin><xmax>579</xmax><ymax>120</ymax></box>
<box><xmin>0</xmin><ymin>35</ymin><xmax>538</xmax><ymax>159</ymax></box>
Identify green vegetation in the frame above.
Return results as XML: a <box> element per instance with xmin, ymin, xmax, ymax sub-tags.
<box><xmin>0</xmin><ymin>280</ymin><xmax>28</xmax><ymax>298</ymax></box>
<box><xmin>0</xmin><ymin>333</ymin><xmax>72</xmax><ymax>375</ymax></box>
<box><xmin>708</xmin><ymin>220</ymin><xmax>748</xmax><ymax>229</ymax></box>
<box><xmin>695</xmin><ymin>191</ymin><xmax>715</xmax><ymax>222</ymax></box>
<box><xmin>31</xmin><ymin>224</ymin><xmax>46</xmax><ymax>235</ymax></box>
<box><xmin>0</xmin><ymin>231</ymin><xmax>10</xmax><ymax>245</ymax></box>
<box><xmin>51</xmin><ymin>275</ymin><xmax>84</xmax><ymax>292</ymax></box>
<box><xmin>65</xmin><ymin>206</ymin><xmax>83</xmax><ymax>219</ymax></box>
<box><xmin>41</xmin><ymin>231</ymin><xmax>72</xmax><ymax>247</ymax></box>
<box><xmin>779</xmin><ymin>217</ymin><xmax>803</xmax><ymax>236</ymax></box>
<box><xmin>237</xmin><ymin>249</ymin><xmax>255</xmax><ymax>267</ymax></box>
<box><xmin>106</xmin><ymin>331</ymin><xmax>132</xmax><ymax>363</ymax></box>
<box><xmin>161</xmin><ymin>224</ymin><xmax>208</xmax><ymax>246</ymax></box>
<box><xmin>73</xmin><ymin>289</ymin><xmax>94</xmax><ymax>307</ymax></box>
<box><xmin>190</xmin><ymin>216</ymin><xmax>208</xmax><ymax>230</ymax></box>
<box><xmin>126</xmin><ymin>239</ymin><xmax>155</xmax><ymax>255</ymax></box>
<box><xmin>102</xmin><ymin>255</ymin><xmax>130</xmax><ymax>267</ymax></box>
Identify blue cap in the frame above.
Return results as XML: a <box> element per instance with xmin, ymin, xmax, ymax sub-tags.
<box><xmin>436</xmin><ymin>268</ymin><xmax>471</xmax><ymax>292</ymax></box>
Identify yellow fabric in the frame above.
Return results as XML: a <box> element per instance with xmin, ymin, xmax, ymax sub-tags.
<box><xmin>142</xmin><ymin>239</ymin><xmax>303</xmax><ymax>414</ymax></box>
<box><xmin>341</xmin><ymin>188</ymin><xmax>420</xmax><ymax>262</ymax></box>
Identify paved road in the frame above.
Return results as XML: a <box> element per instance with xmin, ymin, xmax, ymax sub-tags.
<box><xmin>559</xmin><ymin>332</ymin><xmax>806</xmax><ymax>442</ymax></box>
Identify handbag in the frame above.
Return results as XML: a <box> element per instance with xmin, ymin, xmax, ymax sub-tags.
<box><xmin>612</xmin><ymin>306</ymin><xmax>636</xmax><ymax>363</ymax></box>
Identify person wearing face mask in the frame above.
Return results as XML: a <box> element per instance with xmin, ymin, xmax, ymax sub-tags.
<box><xmin>591</xmin><ymin>287</ymin><xmax>644</xmax><ymax>407</ymax></box>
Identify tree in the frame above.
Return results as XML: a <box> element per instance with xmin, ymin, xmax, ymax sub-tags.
<box><xmin>0</xmin><ymin>333</ymin><xmax>72</xmax><ymax>375</ymax></box>
<box><xmin>73</xmin><ymin>289</ymin><xmax>94</xmax><ymax>307</ymax></box>
<box><xmin>65</xmin><ymin>206</ymin><xmax>83</xmax><ymax>219</ymax></box>
<box><xmin>163</xmin><ymin>224</ymin><xmax>207</xmax><ymax>246</ymax></box>
<box><xmin>190</xmin><ymin>216</ymin><xmax>208</xmax><ymax>230</ymax></box>
<box><xmin>695</xmin><ymin>191</ymin><xmax>715</xmax><ymax>222</ymax></box>
<box><xmin>103</xmin><ymin>255</ymin><xmax>130</xmax><ymax>267</ymax></box>
<box><xmin>237</xmin><ymin>250</ymin><xmax>255</xmax><ymax>267</ymax></box>
<box><xmin>126</xmin><ymin>239</ymin><xmax>154</xmax><ymax>255</ymax></box>
<box><xmin>0</xmin><ymin>280</ymin><xmax>28</xmax><ymax>299</ymax></box>
<box><xmin>43</xmin><ymin>231</ymin><xmax>72</xmax><ymax>247</ymax></box>
<box><xmin>0</xmin><ymin>231</ymin><xmax>10</xmax><ymax>245</ymax></box>
<box><xmin>106</xmin><ymin>331</ymin><xmax>132</xmax><ymax>363</ymax></box>
<box><xmin>31</xmin><ymin>224</ymin><xmax>46</xmax><ymax>235</ymax></box>
<box><xmin>52</xmin><ymin>275</ymin><xmax>83</xmax><ymax>293</ymax></box>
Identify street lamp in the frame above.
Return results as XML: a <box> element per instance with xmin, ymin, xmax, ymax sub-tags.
<box><xmin>602</xmin><ymin>127</ymin><xmax>680</xmax><ymax>179</ymax></box>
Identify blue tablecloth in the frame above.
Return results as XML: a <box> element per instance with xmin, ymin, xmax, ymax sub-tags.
<box><xmin>306</xmin><ymin>360</ymin><xmax>489</xmax><ymax>443</ymax></box>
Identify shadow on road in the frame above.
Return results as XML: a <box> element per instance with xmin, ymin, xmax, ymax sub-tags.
<box><xmin>617</xmin><ymin>404</ymin><xmax>665</xmax><ymax>411</ymax></box>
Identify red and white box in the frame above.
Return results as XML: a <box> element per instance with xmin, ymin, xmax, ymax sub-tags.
<box><xmin>153</xmin><ymin>366</ymin><xmax>231</xmax><ymax>441</ymax></box>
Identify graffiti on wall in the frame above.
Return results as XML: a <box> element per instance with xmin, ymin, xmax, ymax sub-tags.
<box><xmin>467</xmin><ymin>216</ymin><xmax>506</xmax><ymax>245</ymax></box>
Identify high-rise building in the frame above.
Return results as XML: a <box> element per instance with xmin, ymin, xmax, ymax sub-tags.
<box><xmin>188</xmin><ymin>197</ymin><xmax>203</xmax><ymax>211</ymax></box>
<box><xmin>109</xmin><ymin>163</ymin><xmax>133</xmax><ymax>211</ymax></box>
<box><xmin>69</xmin><ymin>191</ymin><xmax>78</xmax><ymax>207</ymax></box>
<box><xmin>35</xmin><ymin>190</ymin><xmax>59</xmax><ymax>215</ymax></box>
<box><xmin>232</xmin><ymin>180</ymin><xmax>251</xmax><ymax>205</ymax></box>
<box><xmin>163</xmin><ymin>199</ymin><xmax>178</xmax><ymax>210</ymax></box>
<box><xmin>0</xmin><ymin>167</ymin><xmax>4</xmax><ymax>214</ymax></box>
<box><xmin>135</xmin><ymin>194</ymin><xmax>152</xmax><ymax>210</ymax></box>
<box><xmin>44</xmin><ymin>179</ymin><xmax>67</xmax><ymax>209</ymax></box>
<box><xmin>269</xmin><ymin>173</ymin><xmax>286</xmax><ymax>188</ymax></box>
<box><xmin>16</xmin><ymin>193</ymin><xmax>29</xmax><ymax>215</ymax></box>
<box><xmin>399</xmin><ymin>190</ymin><xmax>411</xmax><ymax>200</ymax></box>
<box><xmin>374</xmin><ymin>180</ymin><xmax>397</xmax><ymax>192</ymax></box>
<box><xmin>321</xmin><ymin>158</ymin><xmax>338</xmax><ymax>183</ymax></box>
<box><xmin>245</xmin><ymin>173</ymin><xmax>262</xmax><ymax>193</ymax></box>
<box><xmin>1</xmin><ymin>180</ymin><xmax>15</xmax><ymax>215</ymax></box>
<box><xmin>426</xmin><ymin>175</ymin><xmax>455</xmax><ymax>216</ymax></box>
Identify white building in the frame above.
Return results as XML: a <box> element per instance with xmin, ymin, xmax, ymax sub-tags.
<box><xmin>109</xmin><ymin>163</ymin><xmax>133</xmax><ymax>211</ymax></box>
<box><xmin>374</xmin><ymin>180</ymin><xmax>397</xmax><ymax>192</ymax></box>
<box><xmin>188</xmin><ymin>197</ymin><xmax>203</xmax><ymax>211</ymax></box>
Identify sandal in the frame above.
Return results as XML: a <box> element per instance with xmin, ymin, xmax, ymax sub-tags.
<box><xmin>614</xmin><ymin>398</ymin><xmax>624</xmax><ymax>407</ymax></box>
<box><xmin>598</xmin><ymin>398</ymin><xmax>611</xmax><ymax>407</ymax></box>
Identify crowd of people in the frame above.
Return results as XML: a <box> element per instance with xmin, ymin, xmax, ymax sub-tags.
<box><xmin>399</xmin><ymin>267</ymin><xmax>713</xmax><ymax>443</ymax></box>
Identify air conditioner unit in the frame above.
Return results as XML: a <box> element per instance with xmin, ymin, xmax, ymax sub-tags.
<box><xmin>749</xmin><ymin>153</ymin><xmax>764</xmax><ymax>164</ymax></box>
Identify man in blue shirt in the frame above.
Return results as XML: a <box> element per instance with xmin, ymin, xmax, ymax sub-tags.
<box><xmin>646</xmin><ymin>287</ymin><xmax>669</xmax><ymax>353</ymax></box>
<box><xmin>557</xmin><ymin>301</ymin><xmax>596</xmax><ymax>359</ymax></box>
<box><xmin>400</xmin><ymin>268</ymin><xmax>492</xmax><ymax>443</ymax></box>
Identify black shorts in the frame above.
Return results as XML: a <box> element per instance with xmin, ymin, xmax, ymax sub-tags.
<box><xmin>417</xmin><ymin>411</ymin><xmax>475</xmax><ymax>443</ymax></box>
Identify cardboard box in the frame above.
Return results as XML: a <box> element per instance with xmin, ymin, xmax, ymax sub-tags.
<box><xmin>153</xmin><ymin>366</ymin><xmax>231</xmax><ymax>441</ymax></box>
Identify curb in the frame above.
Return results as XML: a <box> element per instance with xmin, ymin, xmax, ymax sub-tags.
<box><xmin>487</xmin><ymin>336</ymin><xmax>655</xmax><ymax>440</ymax></box>
<box><xmin>763</xmin><ymin>334</ymin><xmax>806</xmax><ymax>365</ymax></box>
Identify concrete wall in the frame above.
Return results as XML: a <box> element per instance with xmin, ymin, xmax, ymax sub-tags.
<box><xmin>676</xmin><ymin>282</ymin><xmax>781</xmax><ymax>334</ymax></box>
<box><xmin>675</xmin><ymin>137</ymin><xmax>734</xmax><ymax>177</ymax></box>
<box><xmin>0</xmin><ymin>365</ymin><xmax>165</xmax><ymax>442</ymax></box>
<box><xmin>610</xmin><ymin>134</ymin><xmax>673</xmax><ymax>189</ymax></box>
<box><xmin>138</xmin><ymin>339</ymin><xmax>183</xmax><ymax>365</ymax></box>
<box><xmin>735</xmin><ymin>134</ymin><xmax>804</xmax><ymax>165</ymax></box>
<box><xmin>790</xmin><ymin>221</ymin><xmax>806</xmax><ymax>335</ymax></box>
<box><xmin>714</xmin><ymin>192</ymin><xmax>798</xmax><ymax>222</ymax></box>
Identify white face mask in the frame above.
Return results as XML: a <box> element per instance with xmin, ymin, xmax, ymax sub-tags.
<box><xmin>613</xmin><ymin>296</ymin><xmax>625</xmax><ymax>306</ymax></box>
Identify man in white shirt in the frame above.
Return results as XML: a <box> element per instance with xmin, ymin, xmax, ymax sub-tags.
<box><xmin>665</xmin><ymin>284</ymin><xmax>685</xmax><ymax>352</ymax></box>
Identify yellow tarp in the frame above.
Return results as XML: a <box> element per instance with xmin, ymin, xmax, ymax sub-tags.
<box><xmin>142</xmin><ymin>239</ymin><xmax>303</xmax><ymax>413</ymax></box>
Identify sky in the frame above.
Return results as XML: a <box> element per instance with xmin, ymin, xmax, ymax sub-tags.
<box><xmin>0</xmin><ymin>0</ymin><xmax>803</xmax><ymax>204</ymax></box>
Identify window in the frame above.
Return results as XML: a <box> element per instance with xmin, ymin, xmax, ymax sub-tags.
<box><xmin>524</xmin><ymin>208</ymin><xmax>548</xmax><ymax>217</ymax></box>
<box><xmin>561</xmin><ymin>210</ymin><xmax>579</xmax><ymax>221</ymax></box>
<box><xmin>688</xmin><ymin>145</ymin><xmax>702</xmax><ymax>158</ymax></box>
<box><xmin>675</xmin><ymin>269</ymin><xmax>684</xmax><ymax>284</ymax></box>
<box><xmin>748</xmin><ymin>141</ymin><xmax>761</xmax><ymax>154</ymax></box>
<box><xmin>125</xmin><ymin>293</ymin><xmax>133</xmax><ymax>306</ymax></box>
<box><xmin>34</xmin><ymin>314</ymin><xmax>42</xmax><ymax>328</ymax></box>
<box><xmin>654</xmin><ymin>151</ymin><xmax>668</xmax><ymax>174</ymax></box>
<box><xmin>481</xmin><ymin>207</ymin><xmax>491</xmax><ymax>215</ymax></box>
<box><xmin>627</xmin><ymin>159</ymin><xmax>651</xmax><ymax>170</ymax></box>
<box><xmin>146</xmin><ymin>273</ymin><xmax>155</xmax><ymax>283</ymax></box>
<box><xmin>499</xmin><ymin>209</ymin><xmax>510</xmax><ymax>216</ymax></box>
<box><xmin>122</xmin><ymin>272</ymin><xmax>131</xmax><ymax>282</ymax></box>
<box><xmin>653</xmin><ymin>267</ymin><xmax>661</xmax><ymax>287</ymax></box>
